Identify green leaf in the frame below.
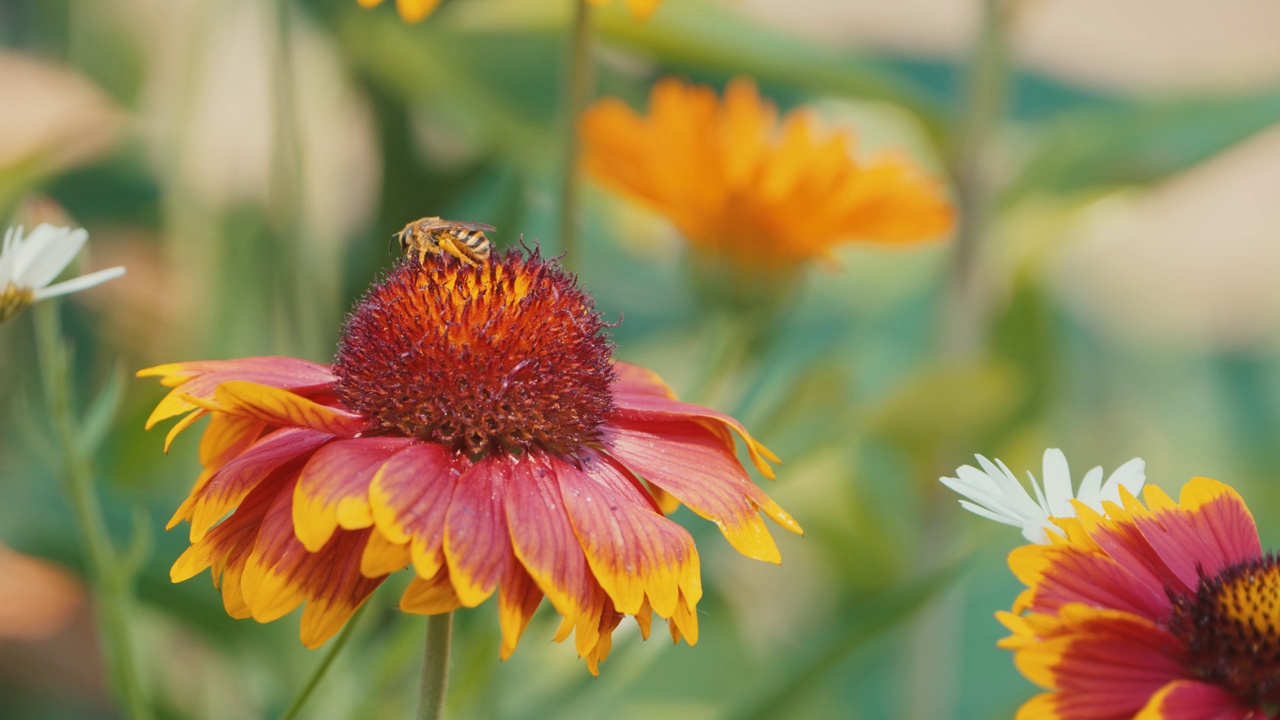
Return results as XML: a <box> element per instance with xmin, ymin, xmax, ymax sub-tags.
<box><xmin>727</xmin><ymin>559</ymin><xmax>969</xmax><ymax>720</ymax></box>
<box><xmin>1008</xmin><ymin>90</ymin><xmax>1280</xmax><ymax>201</ymax></box>
<box><xmin>866</xmin><ymin>359</ymin><xmax>1028</xmax><ymax>454</ymax></box>
<box><xmin>77</xmin><ymin>356</ymin><xmax>125</xmax><ymax>456</ymax></box>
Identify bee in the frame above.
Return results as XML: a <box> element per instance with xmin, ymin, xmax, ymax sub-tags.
<box><xmin>394</xmin><ymin>216</ymin><xmax>495</xmax><ymax>267</ymax></box>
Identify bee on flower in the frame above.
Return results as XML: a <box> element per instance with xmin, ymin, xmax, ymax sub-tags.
<box><xmin>141</xmin><ymin>246</ymin><xmax>801</xmax><ymax>674</ymax></box>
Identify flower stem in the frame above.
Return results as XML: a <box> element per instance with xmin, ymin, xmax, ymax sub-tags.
<box><xmin>33</xmin><ymin>302</ymin><xmax>151</xmax><ymax>720</ymax></box>
<box><xmin>943</xmin><ymin>0</ymin><xmax>1013</xmax><ymax>359</ymax></box>
<box><xmin>556</xmin><ymin>0</ymin><xmax>596</xmax><ymax>270</ymax></box>
<box><xmin>416</xmin><ymin>612</ymin><xmax>455</xmax><ymax>720</ymax></box>
<box><xmin>278</xmin><ymin>604</ymin><xmax>367</xmax><ymax>720</ymax></box>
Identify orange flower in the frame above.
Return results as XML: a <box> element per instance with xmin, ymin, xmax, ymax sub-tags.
<box><xmin>356</xmin><ymin>0</ymin><xmax>662</xmax><ymax>24</ymax></box>
<box><xmin>140</xmin><ymin>249</ymin><xmax>799</xmax><ymax>674</ymax></box>
<box><xmin>582</xmin><ymin>77</ymin><xmax>955</xmax><ymax>270</ymax></box>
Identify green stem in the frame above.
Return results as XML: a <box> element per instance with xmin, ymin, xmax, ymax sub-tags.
<box><xmin>271</xmin><ymin>0</ymin><xmax>327</xmax><ymax>358</ymax></box>
<box><xmin>942</xmin><ymin>0</ymin><xmax>1012</xmax><ymax>359</ymax></box>
<box><xmin>279</xmin><ymin>604</ymin><xmax>367</xmax><ymax>720</ymax></box>
<box><xmin>415</xmin><ymin>612</ymin><xmax>454</xmax><ymax>720</ymax></box>
<box><xmin>33</xmin><ymin>303</ymin><xmax>150</xmax><ymax>720</ymax></box>
<box><xmin>556</xmin><ymin>0</ymin><xmax>596</xmax><ymax>270</ymax></box>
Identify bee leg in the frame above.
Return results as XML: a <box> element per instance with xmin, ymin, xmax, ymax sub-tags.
<box><xmin>443</xmin><ymin>242</ymin><xmax>478</xmax><ymax>266</ymax></box>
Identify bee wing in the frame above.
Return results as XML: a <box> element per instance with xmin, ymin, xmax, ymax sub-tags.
<box><xmin>457</xmin><ymin>221</ymin><xmax>497</xmax><ymax>232</ymax></box>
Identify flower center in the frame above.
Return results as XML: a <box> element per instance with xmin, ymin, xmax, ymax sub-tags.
<box><xmin>1169</xmin><ymin>554</ymin><xmax>1280</xmax><ymax>706</ymax></box>
<box><xmin>332</xmin><ymin>249</ymin><xmax>615</xmax><ymax>458</ymax></box>
<box><xmin>0</xmin><ymin>282</ymin><xmax>35</xmax><ymax>324</ymax></box>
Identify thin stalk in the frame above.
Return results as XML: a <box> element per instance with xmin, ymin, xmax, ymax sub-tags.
<box><xmin>416</xmin><ymin>612</ymin><xmax>455</xmax><ymax>720</ymax></box>
<box><xmin>556</xmin><ymin>0</ymin><xmax>596</xmax><ymax>270</ymax></box>
<box><xmin>33</xmin><ymin>302</ymin><xmax>150</xmax><ymax>720</ymax></box>
<box><xmin>279</xmin><ymin>604</ymin><xmax>367</xmax><ymax>720</ymax></box>
<box><xmin>942</xmin><ymin>0</ymin><xmax>1013</xmax><ymax>359</ymax></box>
<box><xmin>907</xmin><ymin>3</ymin><xmax>1014</xmax><ymax>719</ymax></box>
<box><xmin>271</xmin><ymin>0</ymin><xmax>327</xmax><ymax>358</ymax></box>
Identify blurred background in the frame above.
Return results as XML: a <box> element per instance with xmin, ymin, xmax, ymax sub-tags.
<box><xmin>4</xmin><ymin>0</ymin><xmax>1280</xmax><ymax>717</ymax></box>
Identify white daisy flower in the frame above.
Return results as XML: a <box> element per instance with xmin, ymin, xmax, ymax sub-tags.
<box><xmin>940</xmin><ymin>448</ymin><xmax>1146</xmax><ymax>544</ymax></box>
<box><xmin>0</xmin><ymin>224</ymin><xmax>125</xmax><ymax>323</ymax></box>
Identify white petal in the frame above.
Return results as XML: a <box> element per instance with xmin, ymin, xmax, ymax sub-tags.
<box><xmin>957</xmin><ymin>500</ymin><xmax>1021</xmax><ymax>527</ymax></box>
<box><xmin>34</xmin><ymin>266</ymin><xmax>125</xmax><ymax>300</ymax></box>
<box><xmin>1020</xmin><ymin>523</ymin><xmax>1050</xmax><ymax>545</ymax></box>
<box><xmin>940</xmin><ymin>448</ymin><xmax>1148</xmax><ymax>546</ymax></box>
<box><xmin>0</xmin><ymin>228</ymin><xmax>17</xmax><ymax>285</ymax></box>
<box><xmin>1099</xmin><ymin>458</ymin><xmax>1146</xmax><ymax>505</ymax></box>
<box><xmin>18</xmin><ymin>225</ymin><xmax>88</xmax><ymax>289</ymax></box>
<box><xmin>1076</xmin><ymin>467</ymin><xmax>1105</xmax><ymax>507</ymax></box>
<box><xmin>1041</xmin><ymin>448</ymin><xmax>1075</xmax><ymax>517</ymax></box>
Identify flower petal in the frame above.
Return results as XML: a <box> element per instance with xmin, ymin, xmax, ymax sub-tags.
<box><xmin>139</xmin><ymin>357</ymin><xmax>336</xmax><ymax>429</ymax></box>
<box><xmin>369</xmin><ymin>443</ymin><xmax>464</xmax><ymax>579</ymax></box>
<box><xmin>33</xmin><ymin>266</ymin><xmax>125</xmax><ymax>300</ymax></box>
<box><xmin>293</xmin><ymin>437</ymin><xmax>415</xmax><ymax>552</ymax></box>
<box><xmin>612</xmin><ymin>361</ymin><xmax>677</xmax><ymax>399</ymax></box>
<box><xmin>443</xmin><ymin>457</ymin><xmax>514</xmax><ymax>607</ymax></box>
<box><xmin>565</xmin><ymin>451</ymin><xmax>701</xmax><ymax>618</ymax></box>
<box><xmin>504</xmin><ymin>454</ymin><xmax>604</xmax><ymax>656</ymax></box>
<box><xmin>610</xmin><ymin>391</ymin><xmax>780</xmax><ymax>478</ymax></box>
<box><xmin>16</xmin><ymin>225</ymin><xmax>86</xmax><ymax>289</ymax></box>
<box><xmin>239</xmin><ymin>479</ymin><xmax>386</xmax><ymax>647</ymax></box>
<box><xmin>1134</xmin><ymin>680</ymin><xmax>1263</xmax><ymax>720</ymax></box>
<box><xmin>602</xmin><ymin>418</ymin><xmax>799</xmax><ymax>563</ymax></box>
<box><xmin>184</xmin><ymin>427</ymin><xmax>333</xmax><ymax>542</ymax></box>
<box><xmin>497</xmin><ymin>560</ymin><xmax>544</xmax><ymax>660</ymax></box>
<box><xmin>1012</xmin><ymin>605</ymin><xmax>1186</xmax><ymax>718</ymax></box>
<box><xmin>190</xmin><ymin>381</ymin><xmax>367</xmax><ymax>436</ymax></box>
<box><xmin>1121</xmin><ymin>478</ymin><xmax>1262</xmax><ymax>592</ymax></box>
<box><xmin>400</xmin><ymin>567</ymin><xmax>463</xmax><ymax>615</ymax></box>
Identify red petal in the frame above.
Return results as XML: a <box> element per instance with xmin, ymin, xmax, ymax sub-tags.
<box><xmin>400</xmin><ymin>568</ymin><xmax>464</xmax><ymax>615</ymax></box>
<box><xmin>564</xmin><ymin>450</ymin><xmax>701</xmax><ymax>618</ymax></box>
<box><xmin>240</xmin><ymin>478</ymin><xmax>386</xmax><ymax>647</ymax></box>
<box><xmin>497</xmin><ymin>560</ymin><xmax>544</xmax><ymax>660</ymax></box>
<box><xmin>601</xmin><ymin>418</ymin><xmax>799</xmax><ymax>563</ymax></box>
<box><xmin>369</xmin><ymin>443</ymin><xmax>465</xmax><ymax>579</ymax></box>
<box><xmin>1126</xmin><ymin>479</ymin><xmax>1262</xmax><ymax>591</ymax></box>
<box><xmin>1014</xmin><ymin>605</ymin><xmax>1187</xmax><ymax>719</ymax></box>
<box><xmin>190</xmin><ymin>381</ymin><xmax>367</xmax><ymax>437</ymax></box>
<box><xmin>611</xmin><ymin>361</ymin><xmax>677</xmax><ymax>399</ymax></box>
<box><xmin>185</xmin><ymin>427</ymin><xmax>333</xmax><ymax>542</ymax></box>
<box><xmin>443</xmin><ymin>457</ymin><xmax>514</xmax><ymax>607</ymax></box>
<box><xmin>609</xmin><ymin>391</ymin><xmax>780</xmax><ymax>477</ymax></box>
<box><xmin>1134</xmin><ymin>680</ymin><xmax>1262</xmax><ymax>720</ymax></box>
<box><xmin>140</xmin><ymin>357</ymin><xmax>335</xmax><ymax>428</ymax></box>
<box><xmin>1008</xmin><ymin>541</ymin><xmax>1171</xmax><ymax>621</ymax></box>
<box><xmin>293</xmin><ymin>437</ymin><xmax>415</xmax><ymax>551</ymax></box>
<box><xmin>503</xmin><ymin>453</ymin><xmax>604</xmax><ymax>655</ymax></box>
<box><xmin>199</xmin><ymin>413</ymin><xmax>267</xmax><ymax>471</ymax></box>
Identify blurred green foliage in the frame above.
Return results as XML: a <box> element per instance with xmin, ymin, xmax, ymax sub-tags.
<box><xmin>4</xmin><ymin>0</ymin><xmax>1280</xmax><ymax>718</ymax></box>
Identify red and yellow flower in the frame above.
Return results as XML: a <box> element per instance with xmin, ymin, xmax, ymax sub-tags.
<box><xmin>999</xmin><ymin>477</ymin><xmax>1278</xmax><ymax>718</ymax></box>
<box><xmin>141</xmin><ymin>248</ymin><xmax>800</xmax><ymax>673</ymax></box>
<box><xmin>581</xmin><ymin>77</ymin><xmax>955</xmax><ymax>271</ymax></box>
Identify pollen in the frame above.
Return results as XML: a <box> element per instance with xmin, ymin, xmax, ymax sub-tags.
<box><xmin>1169</xmin><ymin>554</ymin><xmax>1280</xmax><ymax>706</ymax></box>
<box><xmin>0</xmin><ymin>283</ymin><xmax>35</xmax><ymax>323</ymax></box>
<box><xmin>332</xmin><ymin>249</ymin><xmax>616</xmax><ymax>458</ymax></box>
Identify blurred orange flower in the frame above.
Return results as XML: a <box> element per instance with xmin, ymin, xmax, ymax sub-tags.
<box><xmin>141</xmin><ymin>249</ymin><xmax>798</xmax><ymax>673</ymax></box>
<box><xmin>0</xmin><ymin>545</ymin><xmax>84</xmax><ymax>641</ymax></box>
<box><xmin>357</xmin><ymin>0</ymin><xmax>662</xmax><ymax>23</ymax></box>
<box><xmin>582</xmin><ymin>77</ymin><xmax>955</xmax><ymax>270</ymax></box>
